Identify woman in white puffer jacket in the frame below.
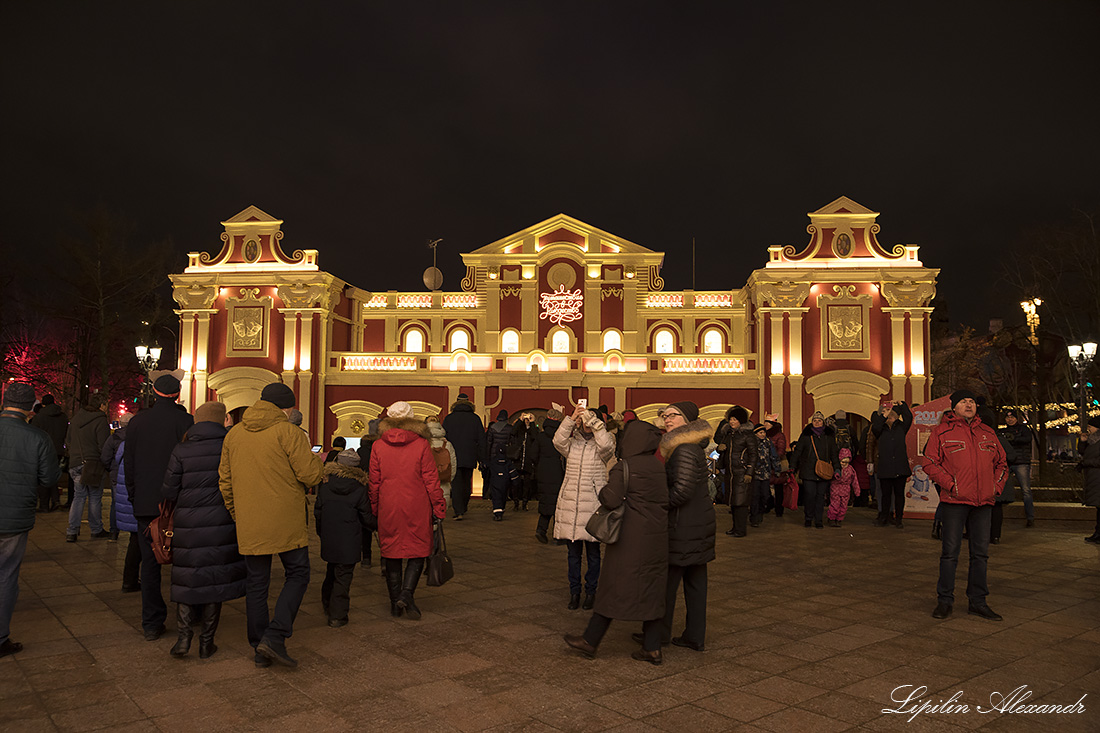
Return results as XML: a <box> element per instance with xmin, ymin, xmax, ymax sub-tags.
<box><xmin>553</xmin><ymin>406</ymin><xmax>615</xmax><ymax>611</ymax></box>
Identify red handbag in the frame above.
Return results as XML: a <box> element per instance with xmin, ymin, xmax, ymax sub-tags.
<box><xmin>146</xmin><ymin>500</ymin><xmax>175</xmax><ymax>564</ymax></box>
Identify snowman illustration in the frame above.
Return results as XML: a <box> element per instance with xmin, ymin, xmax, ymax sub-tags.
<box><xmin>907</xmin><ymin>463</ymin><xmax>932</xmax><ymax>501</ymax></box>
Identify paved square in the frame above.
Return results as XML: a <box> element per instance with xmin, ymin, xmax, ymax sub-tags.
<box><xmin>3</xmin><ymin>502</ymin><xmax>1097</xmax><ymax>731</ymax></box>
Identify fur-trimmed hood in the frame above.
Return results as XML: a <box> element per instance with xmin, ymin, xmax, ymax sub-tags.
<box><xmin>659</xmin><ymin>418</ymin><xmax>712</xmax><ymax>459</ymax></box>
<box><xmin>322</xmin><ymin>461</ymin><xmax>369</xmax><ymax>492</ymax></box>
<box><xmin>378</xmin><ymin>416</ymin><xmax>432</xmax><ymax>445</ymax></box>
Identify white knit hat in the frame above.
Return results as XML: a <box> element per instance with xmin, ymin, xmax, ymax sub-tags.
<box><xmin>387</xmin><ymin>401</ymin><xmax>414</xmax><ymax>419</ymax></box>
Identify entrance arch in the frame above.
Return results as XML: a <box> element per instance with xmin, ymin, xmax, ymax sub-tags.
<box><xmin>804</xmin><ymin>370</ymin><xmax>890</xmax><ymax>421</ymax></box>
<box><xmin>207</xmin><ymin>366</ymin><xmax>281</xmax><ymax>413</ymax></box>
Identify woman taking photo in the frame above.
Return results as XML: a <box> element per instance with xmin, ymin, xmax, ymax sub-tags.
<box><xmin>564</xmin><ymin>420</ymin><xmax>669</xmax><ymax>663</ymax></box>
<box><xmin>369</xmin><ymin>401</ymin><xmax>447</xmax><ymax>620</ymax></box>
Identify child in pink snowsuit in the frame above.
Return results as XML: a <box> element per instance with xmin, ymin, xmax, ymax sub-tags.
<box><xmin>827</xmin><ymin>448</ymin><xmax>860</xmax><ymax>526</ymax></box>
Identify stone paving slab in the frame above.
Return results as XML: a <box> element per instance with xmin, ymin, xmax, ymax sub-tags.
<box><xmin>2</xmin><ymin>501</ymin><xmax>1097</xmax><ymax>731</ymax></box>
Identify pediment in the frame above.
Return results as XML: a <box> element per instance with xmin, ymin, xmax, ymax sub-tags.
<box><xmin>467</xmin><ymin>214</ymin><xmax>661</xmax><ymax>257</ymax></box>
<box><xmin>810</xmin><ymin>196</ymin><xmax>878</xmax><ymax>218</ymax></box>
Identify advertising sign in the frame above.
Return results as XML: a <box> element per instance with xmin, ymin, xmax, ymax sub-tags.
<box><xmin>904</xmin><ymin>394</ymin><xmax>952</xmax><ymax>516</ymax></box>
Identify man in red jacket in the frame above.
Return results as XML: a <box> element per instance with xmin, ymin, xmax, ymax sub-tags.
<box><xmin>922</xmin><ymin>390</ymin><xmax>1007</xmax><ymax>621</ymax></box>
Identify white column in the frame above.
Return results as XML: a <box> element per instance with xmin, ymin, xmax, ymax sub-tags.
<box><xmin>282</xmin><ymin>311</ymin><xmax>299</xmax><ymax>372</ymax></box>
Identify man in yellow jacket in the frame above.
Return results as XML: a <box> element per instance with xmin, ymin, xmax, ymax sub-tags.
<box><xmin>219</xmin><ymin>383</ymin><xmax>323</xmax><ymax>668</ymax></box>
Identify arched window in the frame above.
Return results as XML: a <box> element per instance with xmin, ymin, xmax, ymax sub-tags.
<box><xmin>552</xmin><ymin>329</ymin><xmax>571</xmax><ymax>354</ymax></box>
<box><xmin>501</xmin><ymin>329</ymin><xmax>520</xmax><ymax>353</ymax></box>
<box><xmin>449</xmin><ymin>328</ymin><xmax>470</xmax><ymax>352</ymax></box>
<box><xmin>602</xmin><ymin>330</ymin><xmax>621</xmax><ymax>352</ymax></box>
<box><xmin>702</xmin><ymin>327</ymin><xmax>724</xmax><ymax>354</ymax></box>
<box><xmin>653</xmin><ymin>328</ymin><xmax>675</xmax><ymax>354</ymax></box>
<box><xmin>403</xmin><ymin>328</ymin><xmax>425</xmax><ymax>353</ymax></box>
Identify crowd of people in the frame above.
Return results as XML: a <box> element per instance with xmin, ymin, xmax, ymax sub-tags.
<box><xmin>2</xmin><ymin>378</ymin><xmax>1097</xmax><ymax>668</ymax></box>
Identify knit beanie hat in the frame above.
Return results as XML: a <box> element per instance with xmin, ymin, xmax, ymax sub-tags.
<box><xmin>2</xmin><ymin>382</ymin><xmax>35</xmax><ymax>410</ymax></box>
<box><xmin>835</xmin><ymin>409</ymin><xmax>847</xmax><ymax>420</ymax></box>
<box><xmin>666</xmin><ymin>401</ymin><xmax>700</xmax><ymax>422</ymax></box>
<box><xmin>287</xmin><ymin>408</ymin><xmax>304</xmax><ymax>426</ymax></box>
<box><xmin>810</xmin><ymin>410</ymin><xmax>825</xmax><ymax>422</ymax></box>
<box><xmin>261</xmin><ymin>382</ymin><xmax>295</xmax><ymax>408</ymax></box>
<box><xmin>497</xmin><ymin>409</ymin><xmax>509</xmax><ymax>421</ymax></box>
<box><xmin>753</xmin><ymin>423</ymin><xmax>768</xmax><ymax>435</ymax></box>
<box><xmin>336</xmin><ymin>449</ymin><xmax>360</xmax><ymax>467</ymax></box>
<box><xmin>194</xmin><ymin>401</ymin><xmax>227</xmax><ymax>425</ymax></box>
<box><xmin>950</xmin><ymin>389</ymin><xmax>978</xmax><ymax>409</ymax></box>
<box><xmin>839</xmin><ymin>448</ymin><xmax>852</xmax><ymax>460</ymax></box>
<box><xmin>388</xmin><ymin>401</ymin><xmax>414</xmax><ymax>419</ymax></box>
<box><xmin>153</xmin><ymin>374</ymin><xmax>181</xmax><ymax>398</ymax></box>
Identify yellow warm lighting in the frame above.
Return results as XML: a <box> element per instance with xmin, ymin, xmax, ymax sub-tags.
<box><xmin>299</xmin><ymin>351</ymin><xmax>311</xmax><ymax>372</ymax></box>
<box><xmin>283</xmin><ymin>351</ymin><xmax>296</xmax><ymax>371</ymax></box>
<box><xmin>343</xmin><ymin>355</ymin><xmax>417</xmax><ymax>371</ymax></box>
<box><xmin>662</xmin><ymin>357</ymin><xmax>745</xmax><ymax>374</ymax></box>
<box><xmin>910</xmin><ymin>352</ymin><xmax>925</xmax><ymax>376</ymax></box>
<box><xmin>522</xmin><ymin>266</ymin><xmax>535</xmax><ymax>280</ymax></box>
<box><xmin>588</xmin><ymin>265</ymin><xmax>601</xmax><ymax>279</ymax></box>
<box><xmin>788</xmin><ymin>353</ymin><xmax>802</xmax><ymax>375</ymax></box>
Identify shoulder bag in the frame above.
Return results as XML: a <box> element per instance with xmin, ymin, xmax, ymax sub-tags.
<box><xmin>812</xmin><ymin>439</ymin><xmax>834</xmax><ymax>481</ymax></box>
<box><xmin>585</xmin><ymin>459</ymin><xmax>628</xmax><ymax>544</ymax></box>
<box><xmin>426</xmin><ymin>521</ymin><xmax>454</xmax><ymax>586</ymax></box>
<box><xmin>146</xmin><ymin>500</ymin><xmax>175</xmax><ymax>564</ymax></box>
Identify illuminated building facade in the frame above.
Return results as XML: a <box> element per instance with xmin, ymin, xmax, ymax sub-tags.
<box><xmin>169</xmin><ymin>197</ymin><xmax>938</xmax><ymax>443</ymax></box>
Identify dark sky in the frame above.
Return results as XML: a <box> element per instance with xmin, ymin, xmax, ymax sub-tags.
<box><xmin>4</xmin><ymin>1</ymin><xmax>1098</xmax><ymax>330</ymax></box>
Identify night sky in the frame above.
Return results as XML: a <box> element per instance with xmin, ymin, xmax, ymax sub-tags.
<box><xmin>4</xmin><ymin>1</ymin><xmax>1098</xmax><ymax>330</ymax></box>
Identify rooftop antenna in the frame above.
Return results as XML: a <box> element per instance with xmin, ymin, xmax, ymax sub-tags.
<box><xmin>423</xmin><ymin>238</ymin><xmax>444</xmax><ymax>291</ymax></box>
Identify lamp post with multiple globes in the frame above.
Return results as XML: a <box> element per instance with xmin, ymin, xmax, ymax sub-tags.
<box><xmin>135</xmin><ymin>344</ymin><xmax>162</xmax><ymax>408</ymax></box>
<box><xmin>1067</xmin><ymin>341</ymin><xmax>1097</xmax><ymax>438</ymax></box>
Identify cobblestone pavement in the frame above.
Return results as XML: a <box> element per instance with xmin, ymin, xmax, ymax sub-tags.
<box><xmin>2</xmin><ymin>500</ymin><xmax>1098</xmax><ymax>732</ymax></box>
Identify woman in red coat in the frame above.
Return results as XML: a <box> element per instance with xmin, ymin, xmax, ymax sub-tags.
<box><xmin>369</xmin><ymin>401</ymin><xmax>446</xmax><ymax>620</ymax></box>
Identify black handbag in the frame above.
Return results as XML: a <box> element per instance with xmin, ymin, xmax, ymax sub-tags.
<box><xmin>585</xmin><ymin>460</ymin><xmax>628</xmax><ymax>544</ymax></box>
<box><xmin>426</xmin><ymin>521</ymin><xmax>454</xmax><ymax>587</ymax></box>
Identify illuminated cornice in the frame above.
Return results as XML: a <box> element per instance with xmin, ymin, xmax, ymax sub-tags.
<box><xmin>662</xmin><ymin>357</ymin><xmax>746</xmax><ymax>374</ymax></box>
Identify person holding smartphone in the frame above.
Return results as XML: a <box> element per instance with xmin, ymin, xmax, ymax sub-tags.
<box><xmin>871</xmin><ymin>401</ymin><xmax>913</xmax><ymax>528</ymax></box>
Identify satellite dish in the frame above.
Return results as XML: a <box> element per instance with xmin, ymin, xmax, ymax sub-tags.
<box><xmin>423</xmin><ymin>266</ymin><xmax>444</xmax><ymax>291</ymax></box>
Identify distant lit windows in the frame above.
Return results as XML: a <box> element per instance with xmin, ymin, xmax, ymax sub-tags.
<box><xmin>702</xmin><ymin>328</ymin><xmax>724</xmax><ymax>354</ymax></box>
<box><xmin>449</xmin><ymin>329</ymin><xmax>470</xmax><ymax>352</ymax></box>
<box><xmin>552</xmin><ymin>329</ymin><xmax>571</xmax><ymax>354</ymax></box>
<box><xmin>602</xmin><ymin>330</ymin><xmax>621</xmax><ymax>352</ymax></box>
<box><xmin>654</xmin><ymin>328</ymin><xmax>675</xmax><ymax>354</ymax></box>
<box><xmin>501</xmin><ymin>329</ymin><xmax>520</xmax><ymax>353</ymax></box>
<box><xmin>403</xmin><ymin>328</ymin><xmax>425</xmax><ymax>353</ymax></box>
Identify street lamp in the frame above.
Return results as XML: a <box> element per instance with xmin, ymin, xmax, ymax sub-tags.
<box><xmin>1067</xmin><ymin>341</ymin><xmax>1097</xmax><ymax>437</ymax></box>
<box><xmin>1020</xmin><ymin>298</ymin><xmax>1042</xmax><ymax>346</ymax></box>
<box><xmin>135</xmin><ymin>344</ymin><xmax>162</xmax><ymax>408</ymax></box>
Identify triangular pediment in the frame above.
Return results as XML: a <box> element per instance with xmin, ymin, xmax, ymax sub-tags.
<box><xmin>222</xmin><ymin>205</ymin><xmax>282</xmax><ymax>225</ymax></box>
<box><xmin>467</xmin><ymin>214</ymin><xmax>660</xmax><ymax>257</ymax></box>
<box><xmin>810</xmin><ymin>196</ymin><xmax>878</xmax><ymax>218</ymax></box>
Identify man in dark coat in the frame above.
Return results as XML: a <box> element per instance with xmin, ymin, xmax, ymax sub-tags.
<box><xmin>1</xmin><ymin>383</ymin><xmax>61</xmax><ymax>658</ymax></box>
<box><xmin>871</xmin><ymin>401</ymin><xmax>913</xmax><ymax>528</ymax></box>
<box><xmin>441</xmin><ymin>393</ymin><xmax>486</xmax><ymax>520</ymax></box>
<box><xmin>714</xmin><ymin>406</ymin><xmax>758</xmax><ymax>537</ymax></box>
<box><xmin>658</xmin><ymin>401</ymin><xmax>715</xmax><ymax>652</ymax></box>
<box><xmin>124</xmin><ymin>374</ymin><xmax>194</xmax><ymax>641</ymax></box>
<box><xmin>999</xmin><ymin>409</ymin><xmax>1037</xmax><ymax>527</ymax></box>
<box><xmin>161</xmin><ymin>401</ymin><xmax>245</xmax><ymax>659</ymax></box>
<box><xmin>534</xmin><ymin>408</ymin><xmax>566</xmax><ymax>543</ymax></box>
<box><xmin>64</xmin><ymin>393</ymin><xmax>110</xmax><ymax>540</ymax></box>
<box><xmin>29</xmin><ymin>394</ymin><xmax>66</xmax><ymax>512</ymax></box>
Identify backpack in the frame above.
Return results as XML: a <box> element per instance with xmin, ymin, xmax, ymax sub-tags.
<box><xmin>432</xmin><ymin>445</ymin><xmax>453</xmax><ymax>484</ymax></box>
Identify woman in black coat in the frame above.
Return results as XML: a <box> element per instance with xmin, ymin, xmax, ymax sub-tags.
<box><xmin>564</xmin><ymin>420</ymin><xmax>669</xmax><ymax>664</ymax></box>
<box><xmin>533</xmin><ymin>412</ymin><xmax>566</xmax><ymax>543</ymax></box>
<box><xmin>790</xmin><ymin>411</ymin><xmax>841</xmax><ymax>529</ymax></box>
<box><xmin>160</xmin><ymin>402</ymin><xmax>245</xmax><ymax>659</ymax></box>
<box><xmin>871</xmin><ymin>401</ymin><xmax>913</xmax><ymax>528</ymax></box>
<box><xmin>314</xmin><ymin>450</ymin><xmax>376</xmax><ymax>625</ymax></box>
<box><xmin>658</xmin><ymin>401</ymin><xmax>715</xmax><ymax>653</ymax></box>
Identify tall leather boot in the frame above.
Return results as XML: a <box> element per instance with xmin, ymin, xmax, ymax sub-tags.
<box><xmin>384</xmin><ymin>558</ymin><xmax>404</xmax><ymax>617</ymax></box>
<box><xmin>397</xmin><ymin>557</ymin><xmax>426</xmax><ymax>621</ymax></box>
<box><xmin>198</xmin><ymin>603</ymin><xmax>221</xmax><ymax>659</ymax></box>
<box><xmin>169</xmin><ymin>603</ymin><xmax>196</xmax><ymax>657</ymax></box>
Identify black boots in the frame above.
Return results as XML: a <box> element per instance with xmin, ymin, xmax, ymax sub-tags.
<box><xmin>384</xmin><ymin>558</ymin><xmax>404</xmax><ymax>617</ymax></box>
<box><xmin>198</xmin><ymin>603</ymin><xmax>221</xmax><ymax>659</ymax></box>
<box><xmin>397</xmin><ymin>558</ymin><xmax>426</xmax><ymax>620</ymax></box>
<box><xmin>567</xmin><ymin>594</ymin><xmax>581</xmax><ymax>610</ymax></box>
<box><xmin>170</xmin><ymin>604</ymin><xmax>196</xmax><ymax>657</ymax></box>
<box><xmin>386</xmin><ymin>558</ymin><xmax>426</xmax><ymax>620</ymax></box>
